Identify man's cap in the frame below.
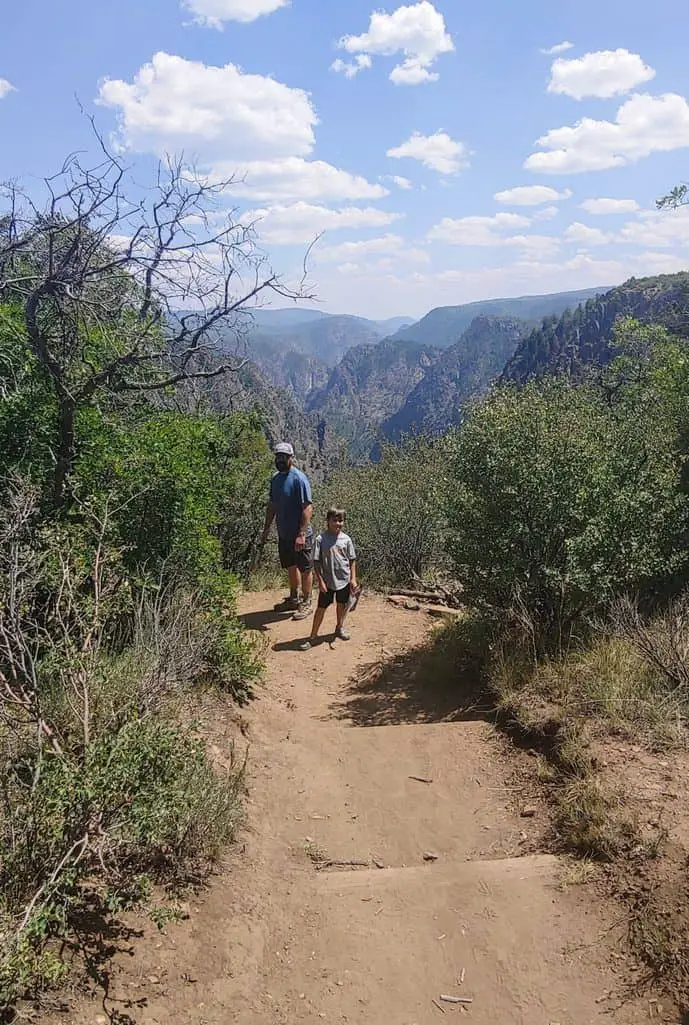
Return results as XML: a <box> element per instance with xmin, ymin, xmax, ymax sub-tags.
<box><xmin>274</xmin><ymin>442</ymin><xmax>294</xmax><ymax>457</ymax></box>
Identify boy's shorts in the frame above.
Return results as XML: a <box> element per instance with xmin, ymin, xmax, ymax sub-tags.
<box><xmin>278</xmin><ymin>532</ymin><xmax>314</xmax><ymax>573</ymax></box>
<box><xmin>318</xmin><ymin>583</ymin><xmax>351</xmax><ymax>609</ymax></box>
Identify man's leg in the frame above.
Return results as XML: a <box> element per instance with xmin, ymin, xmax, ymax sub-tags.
<box><xmin>288</xmin><ymin>565</ymin><xmax>300</xmax><ymax>598</ymax></box>
<box><xmin>301</xmin><ymin>569</ymin><xmax>313</xmax><ymax>601</ymax></box>
<box><xmin>275</xmin><ymin>539</ymin><xmax>300</xmax><ymax>610</ymax></box>
<box><xmin>293</xmin><ymin>541</ymin><xmax>314</xmax><ymax>621</ymax></box>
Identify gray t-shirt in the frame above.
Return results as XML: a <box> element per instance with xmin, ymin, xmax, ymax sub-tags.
<box><xmin>314</xmin><ymin>530</ymin><xmax>356</xmax><ymax>591</ymax></box>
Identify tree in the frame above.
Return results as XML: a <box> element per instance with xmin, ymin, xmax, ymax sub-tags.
<box><xmin>0</xmin><ymin>136</ymin><xmax>311</xmax><ymax>506</ymax></box>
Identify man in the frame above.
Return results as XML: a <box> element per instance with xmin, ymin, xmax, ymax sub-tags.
<box><xmin>261</xmin><ymin>442</ymin><xmax>314</xmax><ymax>620</ymax></box>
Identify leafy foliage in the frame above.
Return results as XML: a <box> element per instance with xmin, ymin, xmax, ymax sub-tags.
<box><xmin>321</xmin><ymin>436</ymin><xmax>450</xmax><ymax>585</ymax></box>
<box><xmin>444</xmin><ymin>378</ymin><xmax>686</xmax><ymax>639</ymax></box>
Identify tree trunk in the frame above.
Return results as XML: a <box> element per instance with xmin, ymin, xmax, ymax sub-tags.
<box><xmin>53</xmin><ymin>398</ymin><xmax>76</xmax><ymax>509</ymax></box>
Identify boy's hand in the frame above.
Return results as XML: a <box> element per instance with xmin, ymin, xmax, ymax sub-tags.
<box><xmin>318</xmin><ymin>578</ymin><xmax>328</xmax><ymax>593</ymax></box>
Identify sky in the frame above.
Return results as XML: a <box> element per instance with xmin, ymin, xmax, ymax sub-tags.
<box><xmin>1</xmin><ymin>0</ymin><xmax>689</xmax><ymax>319</ymax></box>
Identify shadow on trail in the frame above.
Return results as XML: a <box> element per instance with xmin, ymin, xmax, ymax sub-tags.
<box><xmin>272</xmin><ymin>635</ymin><xmax>336</xmax><ymax>653</ymax></box>
<box><xmin>330</xmin><ymin>619</ymin><xmax>493</xmax><ymax>727</ymax></box>
<box><xmin>239</xmin><ymin>606</ymin><xmax>294</xmax><ymax>632</ymax></box>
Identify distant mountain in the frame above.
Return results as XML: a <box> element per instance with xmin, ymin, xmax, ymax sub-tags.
<box><xmin>307</xmin><ymin>338</ymin><xmax>439</xmax><ymax>460</ymax></box>
<box><xmin>246</xmin><ymin>308</ymin><xmax>414</xmax><ymax>340</ymax></box>
<box><xmin>274</xmin><ymin>315</ymin><xmax>385</xmax><ymax>366</ymax></box>
<box><xmin>375</xmin><ymin>316</ymin><xmax>415</xmax><ymax>334</ymax></box>
<box><xmin>189</xmin><ymin>359</ymin><xmax>343</xmax><ymax>483</ymax></box>
<box><xmin>503</xmin><ymin>272</ymin><xmax>689</xmax><ymax>384</ymax></box>
<box><xmin>383</xmin><ymin>316</ymin><xmax>528</xmax><ymax>442</ymax></box>
<box><xmin>247</xmin><ymin>335</ymin><xmax>329</xmax><ymax>401</ymax></box>
<box><xmin>247</xmin><ymin>307</ymin><xmax>331</xmax><ymax>333</ymax></box>
<box><xmin>393</xmin><ymin>287</ymin><xmax>607</xmax><ymax>350</ymax></box>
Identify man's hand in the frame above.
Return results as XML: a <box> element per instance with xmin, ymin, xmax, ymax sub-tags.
<box><xmin>318</xmin><ymin>578</ymin><xmax>328</xmax><ymax>594</ymax></box>
<box><xmin>294</xmin><ymin>531</ymin><xmax>306</xmax><ymax>551</ymax></box>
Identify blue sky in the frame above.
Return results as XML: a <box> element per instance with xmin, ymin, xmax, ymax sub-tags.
<box><xmin>2</xmin><ymin>0</ymin><xmax>689</xmax><ymax>318</ymax></box>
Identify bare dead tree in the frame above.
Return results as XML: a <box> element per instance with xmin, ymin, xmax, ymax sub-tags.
<box><xmin>0</xmin><ymin>131</ymin><xmax>313</xmax><ymax>506</ymax></box>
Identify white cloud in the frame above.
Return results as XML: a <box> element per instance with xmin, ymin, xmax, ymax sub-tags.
<box><xmin>390</xmin><ymin>175</ymin><xmax>413</xmax><ymax>189</ymax></box>
<box><xmin>245</xmin><ymin>201</ymin><xmax>403</xmax><ymax>245</ymax></box>
<box><xmin>338</xmin><ymin>1</ymin><xmax>454</xmax><ymax>86</ymax></box>
<box><xmin>387</xmin><ymin>131</ymin><xmax>469</xmax><ymax>174</ymax></box>
<box><xmin>564</xmin><ymin>222</ymin><xmax>611</xmax><ymax>246</ymax></box>
<box><xmin>316</xmin><ymin>234</ymin><xmax>405</xmax><ymax>262</ymax></box>
<box><xmin>217</xmin><ymin>157</ymin><xmax>387</xmax><ymax>202</ymax></box>
<box><xmin>97</xmin><ymin>52</ymin><xmax>317</xmax><ymax>161</ymax></box>
<box><xmin>525</xmin><ymin>92</ymin><xmax>689</xmax><ymax>174</ymax></box>
<box><xmin>617</xmin><ymin>207</ymin><xmax>689</xmax><ymax>249</ymax></box>
<box><xmin>331</xmin><ymin>55</ymin><xmax>372</xmax><ymax>79</ymax></box>
<box><xmin>181</xmin><ymin>0</ymin><xmax>288</xmax><ymax>27</ymax></box>
<box><xmin>634</xmin><ymin>251</ymin><xmax>689</xmax><ymax>274</ymax></box>
<box><xmin>315</xmin><ymin>234</ymin><xmax>429</xmax><ymax>266</ymax></box>
<box><xmin>0</xmin><ymin>78</ymin><xmax>15</xmax><ymax>99</ymax></box>
<box><xmin>534</xmin><ymin>205</ymin><xmax>560</xmax><ymax>221</ymax></box>
<box><xmin>548</xmin><ymin>48</ymin><xmax>655</xmax><ymax>100</ymax></box>
<box><xmin>541</xmin><ymin>41</ymin><xmax>574</xmax><ymax>56</ymax></box>
<box><xmin>428</xmin><ymin>212</ymin><xmax>532</xmax><ymax>245</ymax></box>
<box><xmin>580</xmin><ymin>197</ymin><xmax>640</xmax><ymax>215</ymax></box>
<box><xmin>494</xmin><ymin>185</ymin><xmax>572</xmax><ymax>207</ymax></box>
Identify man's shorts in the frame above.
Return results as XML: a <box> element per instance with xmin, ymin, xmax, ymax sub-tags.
<box><xmin>278</xmin><ymin>531</ymin><xmax>314</xmax><ymax>573</ymax></box>
<box><xmin>318</xmin><ymin>583</ymin><xmax>351</xmax><ymax>609</ymax></box>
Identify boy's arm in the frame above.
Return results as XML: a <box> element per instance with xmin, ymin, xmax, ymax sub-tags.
<box><xmin>349</xmin><ymin>558</ymin><xmax>358</xmax><ymax>589</ymax></box>
<box><xmin>314</xmin><ymin>560</ymin><xmax>328</xmax><ymax>592</ymax></box>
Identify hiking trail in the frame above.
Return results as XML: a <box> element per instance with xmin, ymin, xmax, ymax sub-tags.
<box><xmin>49</xmin><ymin>590</ymin><xmax>655</xmax><ymax>1025</ymax></box>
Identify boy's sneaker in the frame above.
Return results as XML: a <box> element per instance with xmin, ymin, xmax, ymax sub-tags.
<box><xmin>274</xmin><ymin>594</ymin><xmax>300</xmax><ymax>611</ymax></box>
<box><xmin>298</xmin><ymin>639</ymin><xmax>313</xmax><ymax>651</ymax></box>
<box><xmin>293</xmin><ymin>599</ymin><xmax>313</xmax><ymax>621</ymax></box>
<box><xmin>336</xmin><ymin>626</ymin><xmax>351</xmax><ymax>641</ymax></box>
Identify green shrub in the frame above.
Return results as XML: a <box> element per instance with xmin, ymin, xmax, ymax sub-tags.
<box><xmin>321</xmin><ymin>436</ymin><xmax>450</xmax><ymax>586</ymax></box>
<box><xmin>444</xmin><ymin>377</ymin><xmax>687</xmax><ymax>641</ymax></box>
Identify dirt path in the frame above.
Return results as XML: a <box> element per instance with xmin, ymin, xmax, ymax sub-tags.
<box><xmin>48</xmin><ymin>591</ymin><xmax>655</xmax><ymax>1025</ymax></box>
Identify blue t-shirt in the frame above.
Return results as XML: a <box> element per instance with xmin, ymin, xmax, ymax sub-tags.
<box><xmin>269</xmin><ymin>467</ymin><xmax>313</xmax><ymax>540</ymax></box>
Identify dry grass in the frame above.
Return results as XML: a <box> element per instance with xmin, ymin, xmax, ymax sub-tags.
<box><xmin>494</xmin><ymin>634</ymin><xmax>688</xmax><ymax>751</ymax></box>
<box><xmin>553</xmin><ymin>776</ymin><xmax>639</xmax><ymax>861</ymax></box>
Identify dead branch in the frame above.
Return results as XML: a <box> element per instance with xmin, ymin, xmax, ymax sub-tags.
<box><xmin>0</xmin><ymin>128</ymin><xmax>315</xmax><ymax>505</ymax></box>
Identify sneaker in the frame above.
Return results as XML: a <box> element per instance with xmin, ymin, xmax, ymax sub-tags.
<box><xmin>336</xmin><ymin>626</ymin><xmax>351</xmax><ymax>641</ymax></box>
<box><xmin>292</xmin><ymin>600</ymin><xmax>313</xmax><ymax>622</ymax></box>
<box><xmin>298</xmin><ymin>639</ymin><xmax>313</xmax><ymax>651</ymax></box>
<box><xmin>274</xmin><ymin>595</ymin><xmax>300</xmax><ymax>612</ymax></box>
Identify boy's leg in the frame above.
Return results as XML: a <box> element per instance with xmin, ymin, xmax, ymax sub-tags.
<box><xmin>335</xmin><ymin>585</ymin><xmax>351</xmax><ymax>639</ymax></box>
<box><xmin>299</xmin><ymin>590</ymin><xmax>331</xmax><ymax>651</ymax></box>
<box><xmin>310</xmin><ymin>605</ymin><xmax>327</xmax><ymax>639</ymax></box>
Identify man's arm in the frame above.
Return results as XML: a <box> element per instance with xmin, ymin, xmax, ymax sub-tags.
<box><xmin>261</xmin><ymin>502</ymin><xmax>277</xmax><ymax>543</ymax></box>
<box><xmin>295</xmin><ymin>473</ymin><xmax>314</xmax><ymax>549</ymax></box>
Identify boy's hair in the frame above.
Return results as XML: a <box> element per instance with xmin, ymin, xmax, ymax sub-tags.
<box><xmin>326</xmin><ymin>507</ymin><xmax>346</xmax><ymax>522</ymax></box>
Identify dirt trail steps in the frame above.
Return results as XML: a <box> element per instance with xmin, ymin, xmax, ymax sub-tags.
<box><xmin>44</xmin><ymin>591</ymin><xmax>656</xmax><ymax>1025</ymax></box>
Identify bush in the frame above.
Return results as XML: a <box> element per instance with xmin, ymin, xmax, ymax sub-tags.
<box><xmin>321</xmin><ymin>436</ymin><xmax>450</xmax><ymax>586</ymax></box>
<box><xmin>0</xmin><ymin>486</ymin><xmax>253</xmax><ymax>1012</ymax></box>
<box><xmin>444</xmin><ymin>378</ymin><xmax>687</xmax><ymax>642</ymax></box>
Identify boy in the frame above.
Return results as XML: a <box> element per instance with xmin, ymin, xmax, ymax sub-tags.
<box><xmin>299</xmin><ymin>509</ymin><xmax>359</xmax><ymax>651</ymax></box>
